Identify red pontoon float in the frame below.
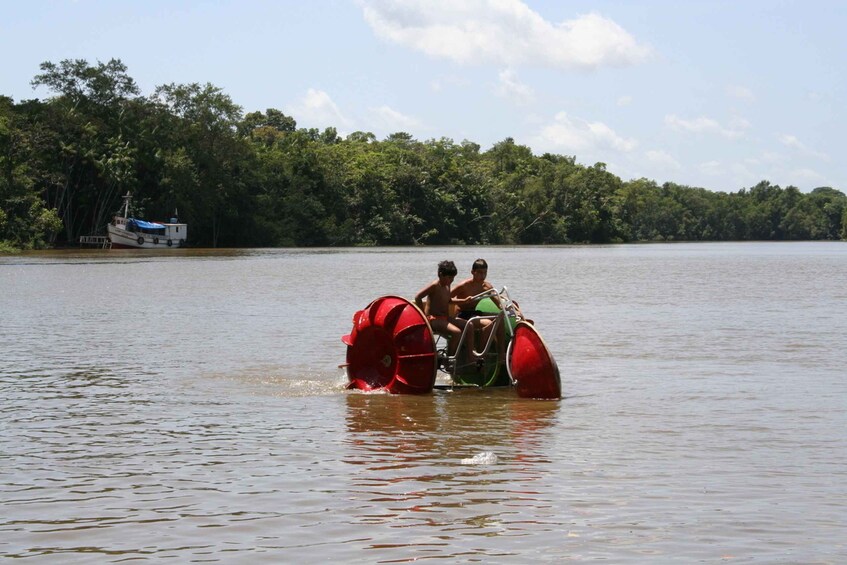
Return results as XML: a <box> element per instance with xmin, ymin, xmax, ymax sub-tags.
<box><xmin>507</xmin><ymin>321</ymin><xmax>562</xmax><ymax>400</ymax></box>
<box><xmin>342</xmin><ymin>288</ymin><xmax>561</xmax><ymax>399</ymax></box>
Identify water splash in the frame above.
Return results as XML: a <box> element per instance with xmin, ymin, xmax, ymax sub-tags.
<box><xmin>461</xmin><ymin>451</ymin><xmax>499</xmax><ymax>465</ymax></box>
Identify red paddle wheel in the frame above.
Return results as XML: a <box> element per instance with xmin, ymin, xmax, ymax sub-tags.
<box><xmin>342</xmin><ymin>296</ymin><xmax>437</xmax><ymax>394</ymax></box>
<box><xmin>507</xmin><ymin>321</ymin><xmax>562</xmax><ymax>400</ymax></box>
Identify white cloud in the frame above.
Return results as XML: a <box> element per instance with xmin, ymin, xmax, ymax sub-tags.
<box><xmin>665</xmin><ymin>114</ymin><xmax>748</xmax><ymax>139</ymax></box>
<box><xmin>368</xmin><ymin>105</ymin><xmax>423</xmax><ymax>132</ymax></box>
<box><xmin>535</xmin><ymin>111</ymin><xmax>637</xmax><ymax>154</ymax></box>
<box><xmin>745</xmin><ymin>151</ymin><xmax>782</xmax><ymax>166</ymax></box>
<box><xmin>729</xmin><ymin>162</ymin><xmax>756</xmax><ymax>182</ymax></box>
<box><xmin>785</xmin><ymin>168</ymin><xmax>828</xmax><ymax>185</ymax></box>
<box><xmin>288</xmin><ymin>93</ymin><xmax>425</xmax><ymax>137</ymax></box>
<box><xmin>645</xmin><ymin>149</ymin><xmax>681</xmax><ymax>170</ymax></box>
<box><xmin>430</xmin><ymin>74</ymin><xmax>471</xmax><ymax>92</ymax></box>
<box><xmin>726</xmin><ymin>85</ymin><xmax>755</xmax><ymax>101</ymax></box>
<box><xmin>496</xmin><ymin>69</ymin><xmax>534</xmax><ymax>106</ymax></box>
<box><xmin>287</xmin><ymin>89</ymin><xmax>352</xmax><ymax>129</ymax></box>
<box><xmin>729</xmin><ymin>116</ymin><xmax>751</xmax><ymax>131</ymax></box>
<box><xmin>698</xmin><ymin>160</ymin><xmax>723</xmax><ymax>176</ymax></box>
<box><xmin>616</xmin><ymin>95</ymin><xmax>632</xmax><ymax>107</ymax></box>
<box><xmin>522</xmin><ymin>112</ymin><xmax>545</xmax><ymax>126</ymax></box>
<box><xmin>358</xmin><ymin>0</ymin><xmax>652</xmax><ymax>70</ymax></box>
<box><xmin>778</xmin><ymin>133</ymin><xmax>829</xmax><ymax>161</ymax></box>
<box><xmin>779</xmin><ymin>134</ymin><xmax>804</xmax><ymax>150</ymax></box>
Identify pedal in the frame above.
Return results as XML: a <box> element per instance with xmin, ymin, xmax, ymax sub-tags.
<box><xmin>437</xmin><ymin>349</ymin><xmax>454</xmax><ymax>372</ymax></box>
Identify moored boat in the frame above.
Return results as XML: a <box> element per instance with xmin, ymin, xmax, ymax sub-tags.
<box><xmin>107</xmin><ymin>192</ymin><xmax>188</xmax><ymax>249</ymax></box>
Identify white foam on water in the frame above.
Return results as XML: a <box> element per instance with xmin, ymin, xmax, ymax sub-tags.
<box><xmin>460</xmin><ymin>451</ymin><xmax>499</xmax><ymax>465</ymax></box>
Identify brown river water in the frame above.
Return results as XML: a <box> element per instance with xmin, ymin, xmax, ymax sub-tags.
<box><xmin>1</xmin><ymin>242</ymin><xmax>845</xmax><ymax>563</ymax></box>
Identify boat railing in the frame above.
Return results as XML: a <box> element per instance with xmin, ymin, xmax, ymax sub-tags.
<box><xmin>79</xmin><ymin>235</ymin><xmax>111</xmax><ymax>249</ymax></box>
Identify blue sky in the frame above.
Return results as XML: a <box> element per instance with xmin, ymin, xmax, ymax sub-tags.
<box><xmin>2</xmin><ymin>0</ymin><xmax>843</xmax><ymax>193</ymax></box>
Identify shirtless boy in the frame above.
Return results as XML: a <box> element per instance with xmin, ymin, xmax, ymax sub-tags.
<box><xmin>451</xmin><ymin>258</ymin><xmax>498</xmax><ymax>353</ymax></box>
<box><xmin>451</xmin><ymin>258</ymin><xmax>497</xmax><ymax>320</ymax></box>
<box><xmin>414</xmin><ymin>260</ymin><xmax>471</xmax><ymax>360</ymax></box>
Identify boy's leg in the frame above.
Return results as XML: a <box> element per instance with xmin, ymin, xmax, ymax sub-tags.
<box><xmin>447</xmin><ymin>319</ymin><xmax>466</xmax><ymax>357</ymax></box>
<box><xmin>478</xmin><ymin>319</ymin><xmax>494</xmax><ymax>351</ymax></box>
<box><xmin>497</xmin><ymin>317</ymin><xmax>508</xmax><ymax>363</ymax></box>
<box><xmin>453</xmin><ymin>318</ymin><xmax>482</xmax><ymax>362</ymax></box>
<box><xmin>432</xmin><ymin>318</ymin><xmax>461</xmax><ymax>357</ymax></box>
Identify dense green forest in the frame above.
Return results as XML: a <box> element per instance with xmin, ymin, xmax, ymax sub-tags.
<box><xmin>2</xmin><ymin>58</ymin><xmax>845</xmax><ymax>251</ymax></box>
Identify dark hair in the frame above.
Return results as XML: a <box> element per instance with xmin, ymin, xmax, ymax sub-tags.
<box><xmin>437</xmin><ymin>260</ymin><xmax>457</xmax><ymax>277</ymax></box>
<box><xmin>472</xmin><ymin>258</ymin><xmax>488</xmax><ymax>272</ymax></box>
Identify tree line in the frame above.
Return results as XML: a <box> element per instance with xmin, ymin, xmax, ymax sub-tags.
<box><xmin>1</xmin><ymin>58</ymin><xmax>845</xmax><ymax>251</ymax></box>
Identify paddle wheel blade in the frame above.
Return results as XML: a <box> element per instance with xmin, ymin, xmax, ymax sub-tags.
<box><xmin>392</xmin><ymin>353</ymin><xmax>438</xmax><ymax>394</ymax></box>
<box><xmin>352</xmin><ymin>308</ymin><xmax>369</xmax><ymax>330</ymax></box>
<box><xmin>342</xmin><ymin>296</ymin><xmax>437</xmax><ymax>394</ymax></box>
<box><xmin>394</xmin><ymin>322</ymin><xmax>433</xmax><ymax>355</ymax></box>
<box><xmin>371</xmin><ymin>299</ymin><xmax>407</xmax><ymax>329</ymax></box>
<box><xmin>507</xmin><ymin>321</ymin><xmax>561</xmax><ymax>400</ymax></box>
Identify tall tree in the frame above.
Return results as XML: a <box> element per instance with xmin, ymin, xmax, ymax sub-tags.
<box><xmin>0</xmin><ymin>97</ymin><xmax>62</xmax><ymax>250</ymax></box>
<box><xmin>29</xmin><ymin>58</ymin><xmax>142</xmax><ymax>242</ymax></box>
<box><xmin>153</xmin><ymin>82</ymin><xmax>250</xmax><ymax>246</ymax></box>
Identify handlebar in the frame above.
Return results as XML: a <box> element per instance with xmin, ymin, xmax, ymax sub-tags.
<box><xmin>469</xmin><ymin>288</ymin><xmax>498</xmax><ymax>301</ymax></box>
<box><xmin>467</xmin><ymin>286</ymin><xmax>518</xmax><ymax>317</ymax></box>
<box><xmin>469</xmin><ymin>286</ymin><xmax>510</xmax><ymax>300</ymax></box>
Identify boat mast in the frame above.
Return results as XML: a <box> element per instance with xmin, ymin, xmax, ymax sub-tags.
<box><xmin>121</xmin><ymin>192</ymin><xmax>132</xmax><ymax>218</ymax></box>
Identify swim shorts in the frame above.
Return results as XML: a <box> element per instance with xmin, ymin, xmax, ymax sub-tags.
<box><xmin>457</xmin><ymin>310</ymin><xmax>485</xmax><ymax>321</ymax></box>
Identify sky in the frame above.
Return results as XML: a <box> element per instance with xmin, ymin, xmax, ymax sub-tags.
<box><xmin>2</xmin><ymin>0</ymin><xmax>844</xmax><ymax>193</ymax></box>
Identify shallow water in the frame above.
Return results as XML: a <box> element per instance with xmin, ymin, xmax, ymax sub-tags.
<box><xmin>2</xmin><ymin>242</ymin><xmax>845</xmax><ymax>562</ymax></box>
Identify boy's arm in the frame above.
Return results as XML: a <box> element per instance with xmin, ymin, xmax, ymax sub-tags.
<box><xmin>484</xmin><ymin>281</ymin><xmax>502</xmax><ymax>307</ymax></box>
<box><xmin>414</xmin><ymin>282</ymin><xmax>433</xmax><ymax>311</ymax></box>
<box><xmin>450</xmin><ymin>280</ymin><xmax>468</xmax><ymax>298</ymax></box>
<box><xmin>450</xmin><ymin>279</ymin><xmax>473</xmax><ymax>308</ymax></box>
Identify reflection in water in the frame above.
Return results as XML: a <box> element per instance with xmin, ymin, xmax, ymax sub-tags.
<box><xmin>343</xmin><ymin>390</ymin><xmax>561</xmax><ymax>557</ymax></box>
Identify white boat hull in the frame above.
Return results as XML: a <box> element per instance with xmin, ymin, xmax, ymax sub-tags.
<box><xmin>107</xmin><ymin>224</ymin><xmax>187</xmax><ymax>249</ymax></box>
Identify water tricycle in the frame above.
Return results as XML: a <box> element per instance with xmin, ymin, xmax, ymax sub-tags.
<box><xmin>341</xmin><ymin>287</ymin><xmax>561</xmax><ymax>399</ymax></box>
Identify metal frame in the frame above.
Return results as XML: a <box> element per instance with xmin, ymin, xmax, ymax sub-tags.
<box><xmin>434</xmin><ymin>287</ymin><xmax>521</xmax><ymax>384</ymax></box>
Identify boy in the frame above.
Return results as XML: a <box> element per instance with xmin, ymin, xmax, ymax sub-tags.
<box><xmin>414</xmin><ymin>260</ymin><xmax>473</xmax><ymax>361</ymax></box>
<box><xmin>451</xmin><ymin>258</ymin><xmax>497</xmax><ymax>321</ymax></box>
<box><xmin>451</xmin><ymin>258</ymin><xmax>498</xmax><ymax>354</ymax></box>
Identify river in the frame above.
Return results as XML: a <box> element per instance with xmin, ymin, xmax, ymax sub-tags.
<box><xmin>1</xmin><ymin>242</ymin><xmax>845</xmax><ymax>562</ymax></box>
